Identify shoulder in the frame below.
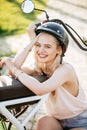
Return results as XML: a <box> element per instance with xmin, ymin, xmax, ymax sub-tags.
<box><xmin>60</xmin><ymin>63</ymin><xmax>78</xmax><ymax>81</ymax></box>
<box><xmin>62</xmin><ymin>62</ymin><xmax>74</xmax><ymax>69</ymax></box>
<box><xmin>54</xmin><ymin>62</ymin><xmax>77</xmax><ymax>80</ymax></box>
<box><xmin>52</xmin><ymin>62</ymin><xmax>75</xmax><ymax>78</ymax></box>
<box><xmin>57</xmin><ymin>62</ymin><xmax>75</xmax><ymax>72</ymax></box>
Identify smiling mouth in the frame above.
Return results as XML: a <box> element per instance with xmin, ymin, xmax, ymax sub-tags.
<box><xmin>38</xmin><ymin>54</ymin><xmax>48</xmax><ymax>58</ymax></box>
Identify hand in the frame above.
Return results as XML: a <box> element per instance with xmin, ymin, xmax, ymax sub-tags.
<box><xmin>0</xmin><ymin>57</ymin><xmax>13</xmax><ymax>76</ymax></box>
<box><xmin>3</xmin><ymin>57</ymin><xmax>13</xmax><ymax>67</ymax></box>
<box><xmin>0</xmin><ymin>58</ymin><xmax>3</xmax><ymax>68</ymax></box>
<box><xmin>0</xmin><ymin>57</ymin><xmax>8</xmax><ymax>68</ymax></box>
<box><xmin>2</xmin><ymin>57</ymin><xmax>16</xmax><ymax>76</ymax></box>
<box><xmin>27</xmin><ymin>24</ymin><xmax>36</xmax><ymax>40</ymax></box>
<box><xmin>1</xmin><ymin>57</ymin><xmax>13</xmax><ymax>71</ymax></box>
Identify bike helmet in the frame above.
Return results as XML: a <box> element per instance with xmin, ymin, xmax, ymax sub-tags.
<box><xmin>35</xmin><ymin>22</ymin><xmax>69</xmax><ymax>56</ymax></box>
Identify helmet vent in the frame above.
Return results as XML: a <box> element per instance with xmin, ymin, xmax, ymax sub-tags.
<box><xmin>57</xmin><ymin>30</ymin><xmax>60</xmax><ymax>33</ymax></box>
<box><xmin>44</xmin><ymin>25</ymin><xmax>48</xmax><ymax>27</ymax></box>
<box><xmin>57</xmin><ymin>30</ymin><xmax>63</xmax><ymax>38</ymax></box>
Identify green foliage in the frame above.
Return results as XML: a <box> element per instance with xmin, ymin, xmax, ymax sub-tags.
<box><xmin>0</xmin><ymin>0</ymin><xmax>48</xmax><ymax>37</ymax></box>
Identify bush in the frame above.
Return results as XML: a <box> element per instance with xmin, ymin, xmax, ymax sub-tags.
<box><xmin>0</xmin><ymin>0</ymin><xmax>48</xmax><ymax>37</ymax></box>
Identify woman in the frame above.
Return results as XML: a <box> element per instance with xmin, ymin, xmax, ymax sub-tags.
<box><xmin>1</xmin><ymin>22</ymin><xmax>87</xmax><ymax>130</ymax></box>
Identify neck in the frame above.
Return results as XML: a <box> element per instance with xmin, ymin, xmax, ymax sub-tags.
<box><xmin>42</xmin><ymin>62</ymin><xmax>59</xmax><ymax>77</ymax></box>
<box><xmin>41</xmin><ymin>56</ymin><xmax>62</xmax><ymax>76</ymax></box>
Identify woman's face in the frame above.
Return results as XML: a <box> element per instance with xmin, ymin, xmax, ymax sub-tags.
<box><xmin>35</xmin><ymin>32</ymin><xmax>61</xmax><ymax>65</ymax></box>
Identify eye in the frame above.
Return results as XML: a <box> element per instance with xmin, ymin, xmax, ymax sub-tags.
<box><xmin>35</xmin><ymin>43</ymin><xmax>41</xmax><ymax>47</ymax></box>
<box><xmin>45</xmin><ymin>45</ymin><xmax>51</xmax><ymax>48</ymax></box>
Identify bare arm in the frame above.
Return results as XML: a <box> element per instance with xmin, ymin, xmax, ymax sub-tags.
<box><xmin>17</xmin><ymin>64</ymin><xmax>71</xmax><ymax>95</ymax></box>
<box><xmin>13</xmin><ymin>43</ymin><xmax>33</xmax><ymax>68</ymax></box>
<box><xmin>13</xmin><ymin>24</ymin><xmax>36</xmax><ymax>69</ymax></box>
<box><xmin>27</xmin><ymin>24</ymin><xmax>36</xmax><ymax>41</ymax></box>
<box><xmin>4</xmin><ymin>58</ymin><xmax>72</xmax><ymax>96</ymax></box>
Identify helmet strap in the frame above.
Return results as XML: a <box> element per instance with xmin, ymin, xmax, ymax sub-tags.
<box><xmin>60</xmin><ymin>55</ymin><xmax>63</xmax><ymax>64</ymax></box>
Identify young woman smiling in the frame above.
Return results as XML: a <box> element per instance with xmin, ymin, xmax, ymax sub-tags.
<box><xmin>1</xmin><ymin>22</ymin><xmax>87</xmax><ymax>130</ymax></box>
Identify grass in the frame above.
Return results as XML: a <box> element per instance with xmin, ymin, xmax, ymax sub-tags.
<box><xmin>0</xmin><ymin>121</ymin><xmax>16</xmax><ymax>130</ymax></box>
<box><xmin>0</xmin><ymin>0</ymin><xmax>48</xmax><ymax>37</ymax></box>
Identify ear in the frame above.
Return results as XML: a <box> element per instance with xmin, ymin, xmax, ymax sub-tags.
<box><xmin>56</xmin><ymin>46</ymin><xmax>62</xmax><ymax>55</ymax></box>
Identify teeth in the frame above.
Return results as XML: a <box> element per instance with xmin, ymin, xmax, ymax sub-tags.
<box><xmin>38</xmin><ymin>54</ymin><xmax>47</xmax><ymax>58</ymax></box>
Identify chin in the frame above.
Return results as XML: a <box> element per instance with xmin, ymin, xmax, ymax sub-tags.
<box><xmin>38</xmin><ymin>58</ymin><xmax>47</xmax><ymax>63</ymax></box>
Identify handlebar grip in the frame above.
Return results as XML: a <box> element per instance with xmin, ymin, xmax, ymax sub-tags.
<box><xmin>35</xmin><ymin>23</ymin><xmax>41</xmax><ymax>27</ymax></box>
<box><xmin>35</xmin><ymin>20</ymin><xmax>49</xmax><ymax>27</ymax></box>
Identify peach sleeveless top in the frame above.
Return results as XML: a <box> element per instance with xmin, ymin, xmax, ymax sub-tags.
<box><xmin>45</xmin><ymin>85</ymin><xmax>87</xmax><ymax>120</ymax></box>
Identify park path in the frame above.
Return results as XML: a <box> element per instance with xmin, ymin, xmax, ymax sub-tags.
<box><xmin>0</xmin><ymin>0</ymin><xmax>87</xmax><ymax>130</ymax></box>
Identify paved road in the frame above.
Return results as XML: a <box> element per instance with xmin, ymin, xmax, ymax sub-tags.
<box><xmin>0</xmin><ymin>0</ymin><xmax>87</xmax><ymax>130</ymax></box>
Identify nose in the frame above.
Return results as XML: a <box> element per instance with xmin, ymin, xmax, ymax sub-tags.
<box><xmin>38</xmin><ymin>46</ymin><xmax>45</xmax><ymax>53</ymax></box>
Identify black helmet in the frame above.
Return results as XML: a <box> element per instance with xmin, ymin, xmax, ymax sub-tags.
<box><xmin>35</xmin><ymin>22</ymin><xmax>69</xmax><ymax>56</ymax></box>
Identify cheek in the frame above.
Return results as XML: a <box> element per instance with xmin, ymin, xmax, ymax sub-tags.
<box><xmin>47</xmin><ymin>50</ymin><xmax>58</xmax><ymax>60</ymax></box>
<box><xmin>49</xmin><ymin>48</ymin><xmax>58</xmax><ymax>55</ymax></box>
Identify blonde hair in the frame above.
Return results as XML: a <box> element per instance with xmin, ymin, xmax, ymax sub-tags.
<box><xmin>32</xmin><ymin>33</ymin><xmax>62</xmax><ymax>76</ymax></box>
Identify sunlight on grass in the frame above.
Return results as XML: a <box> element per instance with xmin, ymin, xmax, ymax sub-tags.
<box><xmin>0</xmin><ymin>0</ymin><xmax>48</xmax><ymax>37</ymax></box>
<box><xmin>0</xmin><ymin>121</ymin><xmax>18</xmax><ymax>130</ymax></box>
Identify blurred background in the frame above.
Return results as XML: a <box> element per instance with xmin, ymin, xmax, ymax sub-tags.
<box><xmin>0</xmin><ymin>0</ymin><xmax>48</xmax><ymax>37</ymax></box>
<box><xmin>0</xmin><ymin>0</ymin><xmax>48</xmax><ymax>56</ymax></box>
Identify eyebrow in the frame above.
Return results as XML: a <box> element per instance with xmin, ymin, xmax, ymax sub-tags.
<box><xmin>36</xmin><ymin>42</ymin><xmax>52</xmax><ymax>46</ymax></box>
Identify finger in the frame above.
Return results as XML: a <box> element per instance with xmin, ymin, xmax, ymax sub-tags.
<box><xmin>27</xmin><ymin>24</ymin><xmax>36</xmax><ymax>31</ymax></box>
